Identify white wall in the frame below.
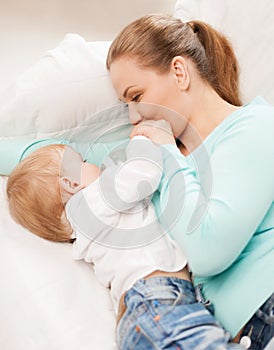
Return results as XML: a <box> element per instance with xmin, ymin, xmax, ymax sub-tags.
<box><xmin>0</xmin><ymin>0</ymin><xmax>176</xmax><ymax>93</ymax></box>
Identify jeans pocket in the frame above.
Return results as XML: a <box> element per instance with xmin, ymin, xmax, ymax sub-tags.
<box><xmin>147</xmin><ymin>290</ymin><xmax>180</xmax><ymax>312</ymax></box>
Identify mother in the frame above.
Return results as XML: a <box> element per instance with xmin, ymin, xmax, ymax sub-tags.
<box><xmin>106</xmin><ymin>14</ymin><xmax>274</xmax><ymax>349</ymax></box>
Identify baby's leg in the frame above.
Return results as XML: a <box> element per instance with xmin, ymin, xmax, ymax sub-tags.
<box><xmin>117</xmin><ymin>277</ymin><xmax>244</xmax><ymax>350</ymax></box>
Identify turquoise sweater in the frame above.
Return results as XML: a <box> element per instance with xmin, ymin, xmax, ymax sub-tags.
<box><xmin>153</xmin><ymin>96</ymin><xmax>274</xmax><ymax>336</ymax></box>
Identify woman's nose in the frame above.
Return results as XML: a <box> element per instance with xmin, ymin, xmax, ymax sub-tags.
<box><xmin>128</xmin><ymin>103</ymin><xmax>143</xmax><ymax>125</ymax></box>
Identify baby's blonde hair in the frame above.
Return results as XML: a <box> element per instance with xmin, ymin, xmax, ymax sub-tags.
<box><xmin>6</xmin><ymin>144</ymin><xmax>73</xmax><ymax>243</ymax></box>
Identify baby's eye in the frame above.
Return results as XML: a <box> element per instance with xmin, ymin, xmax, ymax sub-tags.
<box><xmin>131</xmin><ymin>94</ymin><xmax>141</xmax><ymax>102</ymax></box>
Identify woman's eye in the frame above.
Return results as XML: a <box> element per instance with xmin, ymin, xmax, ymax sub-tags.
<box><xmin>131</xmin><ymin>94</ymin><xmax>141</xmax><ymax>102</ymax></box>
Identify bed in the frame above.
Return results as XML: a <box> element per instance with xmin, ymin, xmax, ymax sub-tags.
<box><xmin>1</xmin><ymin>1</ymin><xmax>274</xmax><ymax>349</ymax></box>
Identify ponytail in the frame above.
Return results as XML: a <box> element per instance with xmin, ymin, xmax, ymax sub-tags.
<box><xmin>188</xmin><ymin>20</ymin><xmax>242</xmax><ymax>106</ymax></box>
<box><xmin>107</xmin><ymin>14</ymin><xmax>242</xmax><ymax>106</ymax></box>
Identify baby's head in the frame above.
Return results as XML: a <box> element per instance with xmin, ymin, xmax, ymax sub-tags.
<box><xmin>6</xmin><ymin>144</ymin><xmax>100</xmax><ymax>243</ymax></box>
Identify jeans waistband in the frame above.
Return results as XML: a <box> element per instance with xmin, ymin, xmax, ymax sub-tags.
<box><xmin>117</xmin><ymin>276</ymin><xmax>195</xmax><ymax>324</ymax></box>
<box><xmin>124</xmin><ymin>276</ymin><xmax>196</xmax><ymax>310</ymax></box>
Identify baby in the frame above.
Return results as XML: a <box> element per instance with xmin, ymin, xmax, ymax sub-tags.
<box><xmin>7</xmin><ymin>136</ymin><xmax>243</xmax><ymax>350</ymax></box>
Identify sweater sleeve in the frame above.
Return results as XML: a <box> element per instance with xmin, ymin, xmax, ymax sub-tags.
<box><xmin>157</xmin><ymin>112</ymin><xmax>274</xmax><ymax>276</ymax></box>
<box><xmin>0</xmin><ymin>138</ymin><xmax>69</xmax><ymax>175</ymax></box>
<box><xmin>98</xmin><ymin>136</ymin><xmax>163</xmax><ymax>212</ymax></box>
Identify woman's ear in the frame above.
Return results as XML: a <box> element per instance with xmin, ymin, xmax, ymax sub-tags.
<box><xmin>60</xmin><ymin>176</ymin><xmax>82</xmax><ymax>195</ymax></box>
<box><xmin>171</xmin><ymin>56</ymin><xmax>190</xmax><ymax>91</ymax></box>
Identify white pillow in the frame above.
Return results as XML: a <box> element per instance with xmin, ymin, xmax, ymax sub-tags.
<box><xmin>174</xmin><ymin>0</ymin><xmax>274</xmax><ymax>105</ymax></box>
<box><xmin>0</xmin><ymin>34</ymin><xmax>120</xmax><ymax>140</ymax></box>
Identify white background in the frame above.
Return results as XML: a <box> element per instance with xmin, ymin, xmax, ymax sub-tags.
<box><xmin>0</xmin><ymin>0</ymin><xmax>176</xmax><ymax>94</ymax></box>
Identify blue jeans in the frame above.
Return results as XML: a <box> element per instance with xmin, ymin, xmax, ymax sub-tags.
<box><xmin>239</xmin><ymin>293</ymin><xmax>274</xmax><ymax>350</ymax></box>
<box><xmin>117</xmin><ymin>277</ymin><xmax>243</xmax><ymax>350</ymax></box>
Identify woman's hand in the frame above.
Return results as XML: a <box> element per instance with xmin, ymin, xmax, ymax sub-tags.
<box><xmin>130</xmin><ymin>120</ymin><xmax>176</xmax><ymax>146</ymax></box>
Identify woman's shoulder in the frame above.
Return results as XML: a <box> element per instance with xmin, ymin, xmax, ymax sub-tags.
<box><xmin>239</xmin><ymin>96</ymin><xmax>274</xmax><ymax>133</ymax></box>
<box><xmin>217</xmin><ymin>96</ymin><xmax>274</xmax><ymax>135</ymax></box>
<box><xmin>243</xmin><ymin>96</ymin><xmax>274</xmax><ymax>114</ymax></box>
<box><xmin>204</xmin><ymin>96</ymin><xmax>274</xmax><ymax>152</ymax></box>
<box><xmin>228</xmin><ymin>96</ymin><xmax>274</xmax><ymax>122</ymax></box>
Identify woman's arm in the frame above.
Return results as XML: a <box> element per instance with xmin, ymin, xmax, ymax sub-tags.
<box><xmin>134</xmin><ymin>115</ymin><xmax>274</xmax><ymax>276</ymax></box>
<box><xmin>0</xmin><ymin>138</ymin><xmax>69</xmax><ymax>175</ymax></box>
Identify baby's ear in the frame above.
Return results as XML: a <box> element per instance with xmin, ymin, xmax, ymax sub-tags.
<box><xmin>60</xmin><ymin>176</ymin><xmax>82</xmax><ymax>195</ymax></box>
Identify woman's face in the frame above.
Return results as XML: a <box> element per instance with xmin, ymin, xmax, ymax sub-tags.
<box><xmin>109</xmin><ymin>57</ymin><xmax>188</xmax><ymax>138</ymax></box>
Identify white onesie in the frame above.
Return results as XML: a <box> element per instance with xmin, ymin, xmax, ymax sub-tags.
<box><xmin>65</xmin><ymin>136</ymin><xmax>187</xmax><ymax>312</ymax></box>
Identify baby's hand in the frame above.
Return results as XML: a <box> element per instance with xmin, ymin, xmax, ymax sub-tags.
<box><xmin>130</xmin><ymin>120</ymin><xmax>176</xmax><ymax>146</ymax></box>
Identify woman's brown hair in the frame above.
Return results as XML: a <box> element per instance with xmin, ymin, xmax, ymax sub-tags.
<box><xmin>6</xmin><ymin>144</ymin><xmax>73</xmax><ymax>243</ymax></box>
<box><xmin>107</xmin><ymin>14</ymin><xmax>242</xmax><ymax>106</ymax></box>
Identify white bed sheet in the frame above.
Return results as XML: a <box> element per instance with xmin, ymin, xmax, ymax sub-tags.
<box><xmin>0</xmin><ymin>176</ymin><xmax>118</xmax><ymax>350</ymax></box>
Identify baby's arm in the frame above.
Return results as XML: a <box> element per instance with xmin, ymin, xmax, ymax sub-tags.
<box><xmin>99</xmin><ymin>136</ymin><xmax>163</xmax><ymax>211</ymax></box>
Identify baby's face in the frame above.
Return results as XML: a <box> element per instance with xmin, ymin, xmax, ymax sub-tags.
<box><xmin>61</xmin><ymin>146</ymin><xmax>100</xmax><ymax>188</ymax></box>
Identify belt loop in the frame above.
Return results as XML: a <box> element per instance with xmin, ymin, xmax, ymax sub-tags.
<box><xmin>195</xmin><ymin>284</ymin><xmax>212</xmax><ymax>308</ymax></box>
